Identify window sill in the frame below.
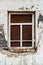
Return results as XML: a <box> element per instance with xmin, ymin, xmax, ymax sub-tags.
<box><xmin>3</xmin><ymin>47</ymin><xmax>37</xmax><ymax>53</ymax></box>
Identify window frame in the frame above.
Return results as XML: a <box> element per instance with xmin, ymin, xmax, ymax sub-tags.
<box><xmin>8</xmin><ymin>11</ymin><xmax>37</xmax><ymax>52</ymax></box>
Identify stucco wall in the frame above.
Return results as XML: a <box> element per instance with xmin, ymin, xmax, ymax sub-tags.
<box><xmin>0</xmin><ymin>0</ymin><xmax>43</xmax><ymax>65</ymax></box>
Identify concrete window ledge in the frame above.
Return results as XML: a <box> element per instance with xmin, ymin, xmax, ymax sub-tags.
<box><xmin>0</xmin><ymin>47</ymin><xmax>36</xmax><ymax>54</ymax></box>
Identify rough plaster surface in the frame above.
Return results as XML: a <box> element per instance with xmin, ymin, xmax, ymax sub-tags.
<box><xmin>0</xmin><ymin>0</ymin><xmax>43</xmax><ymax>65</ymax></box>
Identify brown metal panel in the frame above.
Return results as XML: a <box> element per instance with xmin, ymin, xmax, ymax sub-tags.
<box><xmin>11</xmin><ymin>14</ymin><xmax>32</xmax><ymax>23</ymax></box>
<box><xmin>22</xmin><ymin>41</ymin><xmax>32</xmax><ymax>47</ymax></box>
<box><xmin>11</xmin><ymin>25</ymin><xmax>20</xmax><ymax>40</ymax></box>
<box><xmin>11</xmin><ymin>42</ymin><xmax>20</xmax><ymax>47</ymax></box>
<box><xmin>22</xmin><ymin>25</ymin><xmax>32</xmax><ymax>40</ymax></box>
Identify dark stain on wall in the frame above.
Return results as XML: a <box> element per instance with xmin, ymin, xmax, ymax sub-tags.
<box><xmin>38</xmin><ymin>13</ymin><xmax>43</xmax><ymax>24</ymax></box>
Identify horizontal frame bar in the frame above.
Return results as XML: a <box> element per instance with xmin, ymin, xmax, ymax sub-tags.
<box><xmin>10</xmin><ymin>23</ymin><xmax>33</xmax><ymax>25</ymax></box>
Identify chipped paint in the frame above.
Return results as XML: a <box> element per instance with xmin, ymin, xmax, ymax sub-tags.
<box><xmin>38</xmin><ymin>14</ymin><xmax>43</xmax><ymax>24</ymax></box>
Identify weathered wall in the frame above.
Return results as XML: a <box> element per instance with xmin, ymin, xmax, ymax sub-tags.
<box><xmin>0</xmin><ymin>0</ymin><xmax>43</xmax><ymax>65</ymax></box>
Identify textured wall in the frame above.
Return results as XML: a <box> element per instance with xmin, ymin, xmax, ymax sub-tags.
<box><xmin>0</xmin><ymin>0</ymin><xmax>43</xmax><ymax>65</ymax></box>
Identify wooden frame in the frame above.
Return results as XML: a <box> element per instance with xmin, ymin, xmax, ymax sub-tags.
<box><xmin>7</xmin><ymin>11</ymin><xmax>37</xmax><ymax>52</ymax></box>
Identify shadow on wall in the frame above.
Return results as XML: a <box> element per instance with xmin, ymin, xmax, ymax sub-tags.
<box><xmin>38</xmin><ymin>14</ymin><xmax>43</xmax><ymax>27</ymax></box>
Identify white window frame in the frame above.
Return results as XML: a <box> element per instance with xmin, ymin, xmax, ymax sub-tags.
<box><xmin>8</xmin><ymin>12</ymin><xmax>35</xmax><ymax>49</ymax></box>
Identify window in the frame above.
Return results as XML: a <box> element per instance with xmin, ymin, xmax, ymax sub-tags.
<box><xmin>8</xmin><ymin>11</ymin><xmax>36</xmax><ymax>51</ymax></box>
